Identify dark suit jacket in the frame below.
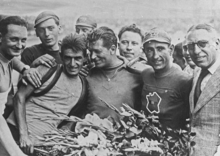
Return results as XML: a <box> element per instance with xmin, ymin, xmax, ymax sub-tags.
<box><xmin>190</xmin><ymin>66</ymin><xmax>220</xmax><ymax>156</ymax></box>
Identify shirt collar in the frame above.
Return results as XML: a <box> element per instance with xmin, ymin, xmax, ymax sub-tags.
<box><xmin>208</xmin><ymin>54</ymin><xmax>220</xmax><ymax>75</ymax></box>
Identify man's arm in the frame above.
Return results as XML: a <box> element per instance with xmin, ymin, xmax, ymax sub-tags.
<box><xmin>0</xmin><ymin>116</ymin><xmax>27</xmax><ymax>156</ymax></box>
<box><xmin>12</xmin><ymin>57</ymin><xmax>42</xmax><ymax>88</ymax></box>
<box><xmin>14</xmin><ymin>83</ymin><xmax>35</xmax><ymax>154</ymax></box>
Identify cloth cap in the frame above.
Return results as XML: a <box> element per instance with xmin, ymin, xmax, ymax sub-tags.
<box><xmin>34</xmin><ymin>11</ymin><xmax>59</xmax><ymax>28</ymax></box>
<box><xmin>75</xmin><ymin>15</ymin><xmax>97</xmax><ymax>28</ymax></box>
<box><xmin>143</xmin><ymin>28</ymin><xmax>171</xmax><ymax>45</ymax></box>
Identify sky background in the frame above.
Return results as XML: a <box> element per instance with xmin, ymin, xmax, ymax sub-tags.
<box><xmin>1</xmin><ymin>0</ymin><xmax>220</xmax><ymax>18</ymax></box>
<box><xmin>1</xmin><ymin>0</ymin><xmax>220</xmax><ymax>45</ymax></box>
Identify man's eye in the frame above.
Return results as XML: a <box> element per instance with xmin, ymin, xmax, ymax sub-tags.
<box><xmin>21</xmin><ymin>39</ymin><xmax>27</xmax><ymax>43</ymax></box>
<box><xmin>145</xmin><ymin>48</ymin><xmax>153</xmax><ymax>53</ymax></box>
<box><xmin>82</xmin><ymin>29</ymin><xmax>88</xmax><ymax>32</ymax></box>
<box><xmin>132</xmin><ymin>42</ymin><xmax>138</xmax><ymax>46</ymax></box>
<box><xmin>10</xmin><ymin>38</ymin><xmax>17</xmax><ymax>42</ymax></box>
<box><xmin>121</xmin><ymin>41</ymin><xmax>128</xmax><ymax>45</ymax></box>
<box><xmin>157</xmin><ymin>47</ymin><xmax>164</xmax><ymax>51</ymax></box>
<box><xmin>198</xmin><ymin>41</ymin><xmax>208</xmax><ymax>48</ymax></box>
<box><xmin>48</xmin><ymin>27</ymin><xmax>54</xmax><ymax>31</ymax></box>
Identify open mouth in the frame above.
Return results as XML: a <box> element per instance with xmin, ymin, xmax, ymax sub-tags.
<box><xmin>195</xmin><ymin>56</ymin><xmax>206</xmax><ymax>61</ymax></box>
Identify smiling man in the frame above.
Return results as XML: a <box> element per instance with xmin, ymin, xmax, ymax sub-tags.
<box><xmin>21</xmin><ymin>11</ymin><xmax>62</xmax><ymax>67</ymax></box>
<box><xmin>118</xmin><ymin>24</ymin><xmax>151</xmax><ymax>74</ymax></box>
<box><xmin>7</xmin><ymin>33</ymin><xmax>88</xmax><ymax>155</ymax></box>
<box><xmin>186</xmin><ymin>24</ymin><xmax>220</xmax><ymax>156</ymax></box>
<box><xmin>86</xmin><ymin>26</ymin><xmax>142</xmax><ymax>121</ymax></box>
<box><xmin>141</xmin><ymin>28</ymin><xmax>192</xmax><ymax>130</ymax></box>
<box><xmin>0</xmin><ymin>15</ymin><xmax>27</xmax><ymax>156</ymax></box>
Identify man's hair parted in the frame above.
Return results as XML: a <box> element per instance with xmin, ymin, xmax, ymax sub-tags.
<box><xmin>87</xmin><ymin>26</ymin><xmax>117</xmax><ymax>49</ymax></box>
<box><xmin>0</xmin><ymin>16</ymin><xmax>28</xmax><ymax>36</ymax></box>
<box><xmin>61</xmin><ymin>33</ymin><xmax>87</xmax><ymax>56</ymax></box>
<box><xmin>118</xmin><ymin>24</ymin><xmax>144</xmax><ymax>41</ymax></box>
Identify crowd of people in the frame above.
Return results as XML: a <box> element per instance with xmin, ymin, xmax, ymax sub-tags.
<box><xmin>0</xmin><ymin>10</ymin><xmax>220</xmax><ymax>156</ymax></box>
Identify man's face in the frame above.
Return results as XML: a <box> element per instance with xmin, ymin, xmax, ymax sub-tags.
<box><xmin>144</xmin><ymin>41</ymin><xmax>173</xmax><ymax>72</ymax></box>
<box><xmin>118</xmin><ymin>31</ymin><xmax>142</xmax><ymax>61</ymax></box>
<box><xmin>173</xmin><ymin>50</ymin><xmax>185</xmax><ymax>70</ymax></box>
<box><xmin>36</xmin><ymin>18</ymin><xmax>61</xmax><ymax>49</ymax></box>
<box><xmin>186</xmin><ymin>29</ymin><xmax>218</xmax><ymax>69</ymax></box>
<box><xmin>75</xmin><ymin>25</ymin><xmax>93</xmax><ymax>37</ymax></box>
<box><xmin>182</xmin><ymin>44</ymin><xmax>196</xmax><ymax>68</ymax></box>
<box><xmin>89</xmin><ymin>39</ymin><xmax>113</xmax><ymax>69</ymax></box>
<box><xmin>0</xmin><ymin>24</ymin><xmax>27</xmax><ymax>59</ymax></box>
<box><xmin>62</xmin><ymin>48</ymin><xmax>85</xmax><ymax>76</ymax></box>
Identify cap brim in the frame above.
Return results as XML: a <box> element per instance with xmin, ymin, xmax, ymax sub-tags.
<box><xmin>75</xmin><ymin>23</ymin><xmax>94</xmax><ymax>28</ymax></box>
<box><xmin>143</xmin><ymin>38</ymin><xmax>170</xmax><ymax>45</ymax></box>
<box><xmin>34</xmin><ymin>16</ymin><xmax>56</xmax><ymax>28</ymax></box>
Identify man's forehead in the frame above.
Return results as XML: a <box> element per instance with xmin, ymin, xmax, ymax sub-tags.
<box><xmin>6</xmin><ymin>24</ymin><xmax>27</xmax><ymax>36</ymax></box>
<box><xmin>187</xmin><ymin>29</ymin><xmax>214</xmax><ymax>41</ymax></box>
<box><xmin>63</xmin><ymin>48</ymin><xmax>84</xmax><ymax>56</ymax></box>
<box><xmin>120</xmin><ymin>31</ymin><xmax>142</xmax><ymax>41</ymax></box>
<box><xmin>36</xmin><ymin>18</ymin><xmax>57</xmax><ymax>28</ymax></box>
<box><xmin>144</xmin><ymin>41</ymin><xmax>169</xmax><ymax>47</ymax></box>
<box><xmin>76</xmin><ymin>25</ymin><xmax>93</xmax><ymax>30</ymax></box>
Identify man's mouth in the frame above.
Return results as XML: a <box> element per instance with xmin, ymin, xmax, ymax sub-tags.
<box><xmin>45</xmin><ymin>38</ymin><xmax>52</xmax><ymax>43</ymax></box>
<box><xmin>195</xmin><ymin>55</ymin><xmax>206</xmax><ymax>62</ymax></box>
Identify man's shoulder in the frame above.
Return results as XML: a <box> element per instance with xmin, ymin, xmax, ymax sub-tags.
<box><xmin>23</xmin><ymin>44</ymin><xmax>42</xmax><ymax>54</ymax></box>
<box><xmin>173</xmin><ymin>66</ymin><xmax>192</xmax><ymax>81</ymax></box>
<box><xmin>126</xmin><ymin>56</ymin><xmax>152</xmax><ymax>74</ymax></box>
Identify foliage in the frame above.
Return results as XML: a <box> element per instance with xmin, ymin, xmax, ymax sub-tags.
<box><xmin>34</xmin><ymin>103</ymin><xmax>195</xmax><ymax>156</ymax></box>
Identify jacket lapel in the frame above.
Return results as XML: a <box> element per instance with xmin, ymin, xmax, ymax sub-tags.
<box><xmin>194</xmin><ymin>66</ymin><xmax>220</xmax><ymax>113</ymax></box>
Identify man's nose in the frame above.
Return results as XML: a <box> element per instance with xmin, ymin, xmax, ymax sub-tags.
<box><xmin>70</xmin><ymin>58</ymin><xmax>76</xmax><ymax>66</ymax></box>
<box><xmin>194</xmin><ymin>44</ymin><xmax>201</xmax><ymax>54</ymax></box>
<box><xmin>78</xmin><ymin>29</ymin><xmax>84</xmax><ymax>35</ymax></box>
<box><xmin>16</xmin><ymin>40</ymin><xmax>23</xmax><ymax>49</ymax></box>
<box><xmin>127</xmin><ymin>42</ymin><xmax>133</xmax><ymax>50</ymax></box>
<box><xmin>153</xmin><ymin>50</ymin><xmax>159</xmax><ymax>59</ymax></box>
<box><xmin>91</xmin><ymin>52</ymin><xmax>97</xmax><ymax>60</ymax></box>
<box><xmin>45</xmin><ymin>29</ymin><xmax>50</xmax><ymax>36</ymax></box>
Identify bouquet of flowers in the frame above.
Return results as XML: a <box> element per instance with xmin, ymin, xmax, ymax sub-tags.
<box><xmin>34</xmin><ymin>103</ymin><xmax>195</xmax><ymax>156</ymax></box>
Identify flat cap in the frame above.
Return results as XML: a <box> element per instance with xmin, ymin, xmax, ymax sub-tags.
<box><xmin>34</xmin><ymin>11</ymin><xmax>59</xmax><ymax>28</ymax></box>
<box><xmin>143</xmin><ymin>28</ymin><xmax>171</xmax><ymax>45</ymax></box>
<box><xmin>75</xmin><ymin>15</ymin><xmax>97</xmax><ymax>28</ymax></box>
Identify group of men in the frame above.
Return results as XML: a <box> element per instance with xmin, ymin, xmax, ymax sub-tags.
<box><xmin>0</xmin><ymin>10</ymin><xmax>219</xmax><ymax>156</ymax></box>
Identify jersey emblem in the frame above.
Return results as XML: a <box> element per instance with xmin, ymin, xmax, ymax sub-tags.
<box><xmin>146</xmin><ymin>92</ymin><xmax>161</xmax><ymax>114</ymax></box>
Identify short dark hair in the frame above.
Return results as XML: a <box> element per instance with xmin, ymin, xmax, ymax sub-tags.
<box><xmin>118</xmin><ymin>24</ymin><xmax>144</xmax><ymax>41</ymax></box>
<box><xmin>0</xmin><ymin>16</ymin><xmax>28</xmax><ymax>36</ymax></box>
<box><xmin>174</xmin><ymin>42</ymin><xmax>184</xmax><ymax>59</ymax></box>
<box><xmin>87</xmin><ymin>26</ymin><xmax>117</xmax><ymax>49</ymax></box>
<box><xmin>61</xmin><ymin>33</ymin><xmax>87</xmax><ymax>57</ymax></box>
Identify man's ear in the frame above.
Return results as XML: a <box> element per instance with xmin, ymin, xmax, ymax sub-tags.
<box><xmin>35</xmin><ymin>29</ymin><xmax>39</xmax><ymax>37</ymax></box>
<box><xmin>58</xmin><ymin>25</ymin><xmax>63</xmax><ymax>35</ymax></box>
<box><xmin>169</xmin><ymin>44</ymin><xmax>174</xmax><ymax>56</ymax></box>
<box><xmin>110</xmin><ymin>45</ymin><xmax>117</xmax><ymax>55</ymax></box>
<box><xmin>0</xmin><ymin>33</ymin><xmax>2</xmax><ymax>43</ymax></box>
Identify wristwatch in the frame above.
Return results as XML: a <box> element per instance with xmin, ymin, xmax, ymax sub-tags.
<box><xmin>21</xmin><ymin>65</ymin><xmax>30</xmax><ymax>75</ymax></box>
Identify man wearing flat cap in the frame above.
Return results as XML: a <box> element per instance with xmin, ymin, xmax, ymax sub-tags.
<box><xmin>141</xmin><ymin>28</ymin><xmax>192</xmax><ymax>131</ymax></box>
<box><xmin>75</xmin><ymin>15</ymin><xmax>97</xmax><ymax>37</ymax></box>
<box><xmin>21</xmin><ymin>11</ymin><xmax>62</xmax><ymax>68</ymax></box>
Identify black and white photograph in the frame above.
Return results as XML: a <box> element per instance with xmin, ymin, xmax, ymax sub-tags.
<box><xmin>0</xmin><ymin>0</ymin><xmax>220</xmax><ymax>156</ymax></box>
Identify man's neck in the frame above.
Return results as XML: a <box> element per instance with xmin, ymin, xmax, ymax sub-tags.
<box><xmin>104</xmin><ymin>57</ymin><xmax>123</xmax><ymax>70</ymax></box>
<box><xmin>42</xmin><ymin>44</ymin><xmax>59</xmax><ymax>51</ymax></box>
<box><xmin>0</xmin><ymin>50</ymin><xmax>12</xmax><ymax>62</ymax></box>
<box><xmin>155</xmin><ymin>62</ymin><xmax>173</xmax><ymax>78</ymax></box>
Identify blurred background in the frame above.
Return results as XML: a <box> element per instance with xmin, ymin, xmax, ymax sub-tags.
<box><xmin>1</xmin><ymin>0</ymin><xmax>220</xmax><ymax>46</ymax></box>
